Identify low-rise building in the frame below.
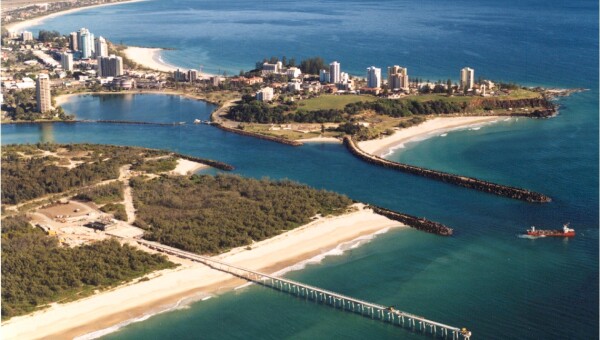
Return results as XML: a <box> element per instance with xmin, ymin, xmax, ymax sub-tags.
<box><xmin>256</xmin><ymin>87</ymin><xmax>274</xmax><ymax>101</ymax></box>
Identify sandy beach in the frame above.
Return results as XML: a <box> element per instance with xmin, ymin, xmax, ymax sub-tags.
<box><xmin>1</xmin><ymin>204</ymin><xmax>405</xmax><ymax>340</ymax></box>
<box><xmin>298</xmin><ymin>136</ymin><xmax>342</xmax><ymax>143</ymax></box>
<box><xmin>358</xmin><ymin>116</ymin><xmax>502</xmax><ymax>157</ymax></box>
<box><xmin>123</xmin><ymin>46</ymin><xmax>180</xmax><ymax>73</ymax></box>
<box><xmin>5</xmin><ymin>0</ymin><xmax>148</xmax><ymax>32</ymax></box>
<box><xmin>170</xmin><ymin>158</ymin><xmax>208</xmax><ymax>175</ymax></box>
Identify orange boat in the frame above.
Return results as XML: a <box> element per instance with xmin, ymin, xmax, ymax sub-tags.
<box><xmin>526</xmin><ymin>223</ymin><xmax>575</xmax><ymax>237</ymax></box>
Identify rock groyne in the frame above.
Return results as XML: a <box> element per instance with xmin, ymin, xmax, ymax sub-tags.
<box><xmin>370</xmin><ymin>205</ymin><xmax>453</xmax><ymax>236</ymax></box>
<box><xmin>344</xmin><ymin>137</ymin><xmax>551</xmax><ymax>203</ymax></box>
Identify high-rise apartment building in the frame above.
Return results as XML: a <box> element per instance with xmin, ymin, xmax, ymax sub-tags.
<box><xmin>366</xmin><ymin>66</ymin><xmax>381</xmax><ymax>88</ymax></box>
<box><xmin>319</xmin><ymin>69</ymin><xmax>330</xmax><ymax>83</ymax></box>
<box><xmin>69</xmin><ymin>32</ymin><xmax>79</xmax><ymax>51</ymax></box>
<box><xmin>78</xmin><ymin>28</ymin><xmax>96</xmax><ymax>59</ymax></box>
<box><xmin>460</xmin><ymin>67</ymin><xmax>475</xmax><ymax>90</ymax></box>
<box><xmin>329</xmin><ymin>61</ymin><xmax>340</xmax><ymax>83</ymax></box>
<box><xmin>188</xmin><ymin>69</ymin><xmax>199</xmax><ymax>82</ymax></box>
<box><xmin>97</xmin><ymin>55</ymin><xmax>123</xmax><ymax>77</ymax></box>
<box><xmin>22</xmin><ymin>31</ymin><xmax>33</xmax><ymax>41</ymax></box>
<box><xmin>387</xmin><ymin>65</ymin><xmax>409</xmax><ymax>90</ymax></box>
<box><xmin>36</xmin><ymin>74</ymin><xmax>52</xmax><ymax>113</ymax></box>
<box><xmin>95</xmin><ymin>36</ymin><xmax>108</xmax><ymax>58</ymax></box>
<box><xmin>61</xmin><ymin>52</ymin><xmax>73</xmax><ymax>71</ymax></box>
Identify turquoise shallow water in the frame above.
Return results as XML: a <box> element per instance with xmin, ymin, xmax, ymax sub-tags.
<box><xmin>7</xmin><ymin>0</ymin><xmax>599</xmax><ymax>338</ymax></box>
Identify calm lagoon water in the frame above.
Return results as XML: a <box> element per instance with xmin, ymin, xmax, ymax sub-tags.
<box><xmin>8</xmin><ymin>0</ymin><xmax>598</xmax><ymax>338</ymax></box>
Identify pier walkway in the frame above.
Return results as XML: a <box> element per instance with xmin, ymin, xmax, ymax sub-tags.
<box><xmin>138</xmin><ymin>240</ymin><xmax>472</xmax><ymax>339</ymax></box>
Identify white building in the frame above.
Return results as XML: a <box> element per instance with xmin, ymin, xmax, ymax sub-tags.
<box><xmin>460</xmin><ymin>67</ymin><xmax>475</xmax><ymax>90</ymax></box>
<box><xmin>262</xmin><ymin>62</ymin><xmax>283</xmax><ymax>76</ymax></box>
<box><xmin>286</xmin><ymin>67</ymin><xmax>301</xmax><ymax>79</ymax></box>
<box><xmin>366</xmin><ymin>66</ymin><xmax>381</xmax><ymax>88</ymax></box>
<box><xmin>387</xmin><ymin>65</ymin><xmax>409</xmax><ymax>91</ymax></box>
<box><xmin>97</xmin><ymin>55</ymin><xmax>123</xmax><ymax>77</ymax></box>
<box><xmin>256</xmin><ymin>87</ymin><xmax>274</xmax><ymax>101</ymax></box>
<box><xmin>94</xmin><ymin>36</ymin><xmax>108</xmax><ymax>58</ymax></box>
<box><xmin>22</xmin><ymin>31</ymin><xmax>33</xmax><ymax>41</ymax></box>
<box><xmin>287</xmin><ymin>80</ymin><xmax>302</xmax><ymax>92</ymax></box>
<box><xmin>319</xmin><ymin>69</ymin><xmax>330</xmax><ymax>83</ymax></box>
<box><xmin>79</xmin><ymin>28</ymin><xmax>94</xmax><ymax>59</ymax></box>
<box><xmin>36</xmin><ymin>74</ymin><xmax>52</xmax><ymax>113</ymax></box>
<box><xmin>329</xmin><ymin>61</ymin><xmax>341</xmax><ymax>83</ymax></box>
<box><xmin>61</xmin><ymin>52</ymin><xmax>73</xmax><ymax>71</ymax></box>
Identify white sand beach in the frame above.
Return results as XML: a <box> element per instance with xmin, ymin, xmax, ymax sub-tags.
<box><xmin>1</xmin><ymin>204</ymin><xmax>405</xmax><ymax>340</ymax></box>
<box><xmin>169</xmin><ymin>158</ymin><xmax>208</xmax><ymax>175</ymax></box>
<box><xmin>297</xmin><ymin>136</ymin><xmax>342</xmax><ymax>143</ymax></box>
<box><xmin>123</xmin><ymin>46</ymin><xmax>180</xmax><ymax>73</ymax></box>
<box><xmin>5</xmin><ymin>0</ymin><xmax>148</xmax><ymax>32</ymax></box>
<box><xmin>358</xmin><ymin>116</ymin><xmax>502</xmax><ymax>157</ymax></box>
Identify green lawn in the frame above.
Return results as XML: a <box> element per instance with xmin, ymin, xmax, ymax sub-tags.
<box><xmin>297</xmin><ymin>94</ymin><xmax>376</xmax><ymax>111</ymax></box>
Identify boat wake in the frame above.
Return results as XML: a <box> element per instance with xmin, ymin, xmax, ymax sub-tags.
<box><xmin>517</xmin><ymin>234</ymin><xmax>546</xmax><ymax>239</ymax></box>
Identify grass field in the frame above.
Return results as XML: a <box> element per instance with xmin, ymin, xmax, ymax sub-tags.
<box><xmin>297</xmin><ymin>94</ymin><xmax>376</xmax><ymax>111</ymax></box>
<box><xmin>404</xmin><ymin>89</ymin><xmax>541</xmax><ymax>103</ymax></box>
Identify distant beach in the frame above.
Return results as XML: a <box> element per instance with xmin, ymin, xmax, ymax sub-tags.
<box><xmin>358</xmin><ymin>116</ymin><xmax>502</xmax><ymax>157</ymax></box>
<box><xmin>1</xmin><ymin>204</ymin><xmax>405</xmax><ymax>340</ymax></box>
<box><xmin>5</xmin><ymin>0</ymin><xmax>148</xmax><ymax>32</ymax></box>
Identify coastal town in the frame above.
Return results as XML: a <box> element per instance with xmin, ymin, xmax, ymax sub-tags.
<box><xmin>1</xmin><ymin>1</ymin><xmax>595</xmax><ymax>339</ymax></box>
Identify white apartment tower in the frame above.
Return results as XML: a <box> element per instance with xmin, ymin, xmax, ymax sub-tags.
<box><xmin>36</xmin><ymin>74</ymin><xmax>52</xmax><ymax>113</ymax></box>
<box><xmin>366</xmin><ymin>66</ymin><xmax>381</xmax><ymax>88</ymax></box>
<box><xmin>95</xmin><ymin>36</ymin><xmax>108</xmax><ymax>58</ymax></box>
<box><xmin>61</xmin><ymin>52</ymin><xmax>74</xmax><ymax>71</ymax></box>
<box><xmin>319</xmin><ymin>69</ymin><xmax>330</xmax><ymax>83</ymax></box>
<box><xmin>460</xmin><ymin>67</ymin><xmax>475</xmax><ymax>90</ymax></box>
<box><xmin>79</xmin><ymin>28</ymin><xmax>94</xmax><ymax>59</ymax></box>
<box><xmin>329</xmin><ymin>61</ymin><xmax>341</xmax><ymax>83</ymax></box>
<box><xmin>22</xmin><ymin>31</ymin><xmax>33</xmax><ymax>41</ymax></box>
<box><xmin>188</xmin><ymin>69</ymin><xmax>199</xmax><ymax>82</ymax></box>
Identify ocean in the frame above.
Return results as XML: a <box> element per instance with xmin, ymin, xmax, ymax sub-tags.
<box><xmin>8</xmin><ymin>0</ymin><xmax>599</xmax><ymax>338</ymax></box>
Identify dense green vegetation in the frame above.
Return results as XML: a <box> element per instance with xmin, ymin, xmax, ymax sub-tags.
<box><xmin>130</xmin><ymin>157</ymin><xmax>178</xmax><ymax>174</ymax></box>
<box><xmin>1</xmin><ymin>215</ymin><xmax>175</xmax><ymax>319</ymax></box>
<box><xmin>100</xmin><ymin>203</ymin><xmax>128</xmax><ymax>221</ymax></box>
<box><xmin>132</xmin><ymin>174</ymin><xmax>353</xmax><ymax>254</ymax></box>
<box><xmin>74</xmin><ymin>182</ymin><xmax>124</xmax><ymax>205</ymax></box>
<box><xmin>1</xmin><ymin>144</ymin><xmax>169</xmax><ymax>205</ymax></box>
<box><xmin>345</xmin><ymin>99</ymin><xmax>466</xmax><ymax>116</ymax></box>
<box><xmin>1</xmin><ymin>89</ymin><xmax>72</xmax><ymax>121</ymax></box>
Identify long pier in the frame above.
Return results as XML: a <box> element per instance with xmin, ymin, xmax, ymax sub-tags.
<box><xmin>138</xmin><ymin>240</ymin><xmax>472</xmax><ymax>339</ymax></box>
<box><xmin>344</xmin><ymin>136</ymin><xmax>551</xmax><ymax>203</ymax></box>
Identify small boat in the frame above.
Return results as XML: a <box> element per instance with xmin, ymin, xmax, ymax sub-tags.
<box><xmin>526</xmin><ymin>223</ymin><xmax>575</xmax><ymax>237</ymax></box>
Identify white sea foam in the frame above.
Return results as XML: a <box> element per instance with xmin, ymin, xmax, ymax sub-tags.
<box><xmin>439</xmin><ymin>133</ymin><xmax>448</xmax><ymax>137</ymax></box>
<box><xmin>469</xmin><ymin>127</ymin><xmax>481</xmax><ymax>131</ymax></box>
<box><xmin>271</xmin><ymin>227</ymin><xmax>392</xmax><ymax>277</ymax></box>
<box><xmin>74</xmin><ymin>294</ymin><xmax>212</xmax><ymax>340</ymax></box>
<box><xmin>517</xmin><ymin>234</ymin><xmax>546</xmax><ymax>239</ymax></box>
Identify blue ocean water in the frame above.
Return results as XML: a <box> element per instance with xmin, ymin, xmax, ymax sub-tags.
<box><xmin>7</xmin><ymin>0</ymin><xmax>598</xmax><ymax>339</ymax></box>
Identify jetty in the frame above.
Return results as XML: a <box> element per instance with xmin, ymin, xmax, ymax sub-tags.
<box><xmin>344</xmin><ymin>136</ymin><xmax>551</xmax><ymax>203</ymax></box>
<box><xmin>138</xmin><ymin>240</ymin><xmax>472</xmax><ymax>339</ymax></box>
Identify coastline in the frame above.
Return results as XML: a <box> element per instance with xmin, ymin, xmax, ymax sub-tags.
<box><xmin>5</xmin><ymin>0</ymin><xmax>148</xmax><ymax>32</ymax></box>
<box><xmin>1</xmin><ymin>204</ymin><xmax>405</xmax><ymax>340</ymax></box>
<box><xmin>122</xmin><ymin>46</ymin><xmax>179</xmax><ymax>73</ymax></box>
<box><xmin>358</xmin><ymin>116</ymin><xmax>503</xmax><ymax>157</ymax></box>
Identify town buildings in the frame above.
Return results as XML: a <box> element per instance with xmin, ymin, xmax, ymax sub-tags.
<box><xmin>319</xmin><ymin>69</ymin><xmax>330</xmax><ymax>83</ymax></box>
<box><xmin>329</xmin><ymin>61</ymin><xmax>341</xmax><ymax>84</ymax></box>
<box><xmin>61</xmin><ymin>52</ymin><xmax>73</xmax><ymax>71</ymax></box>
<box><xmin>36</xmin><ymin>74</ymin><xmax>51</xmax><ymax>113</ymax></box>
<box><xmin>366</xmin><ymin>66</ymin><xmax>381</xmax><ymax>88</ymax></box>
<box><xmin>188</xmin><ymin>69</ymin><xmax>199</xmax><ymax>82</ymax></box>
<box><xmin>460</xmin><ymin>67</ymin><xmax>475</xmax><ymax>90</ymax></box>
<box><xmin>97</xmin><ymin>55</ymin><xmax>123</xmax><ymax>77</ymax></box>
<box><xmin>256</xmin><ymin>87</ymin><xmax>274</xmax><ymax>101</ymax></box>
<box><xmin>387</xmin><ymin>65</ymin><xmax>409</xmax><ymax>91</ymax></box>
<box><xmin>78</xmin><ymin>28</ymin><xmax>95</xmax><ymax>59</ymax></box>
<box><xmin>21</xmin><ymin>31</ymin><xmax>33</xmax><ymax>41</ymax></box>
<box><xmin>94</xmin><ymin>36</ymin><xmax>108</xmax><ymax>58</ymax></box>
<box><xmin>261</xmin><ymin>62</ymin><xmax>283</xmax><ymax>76</ymax></box>
<box><xmin>69</xmin><ymin>32</ymin><xmax>78</xmax><ymax>51</ymax></box>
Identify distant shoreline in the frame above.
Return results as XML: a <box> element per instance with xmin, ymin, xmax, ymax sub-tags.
<box><xmin>5</xmin><ymin>0</ymin><xmax>148</xmax><ymax>32</ymax></box>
